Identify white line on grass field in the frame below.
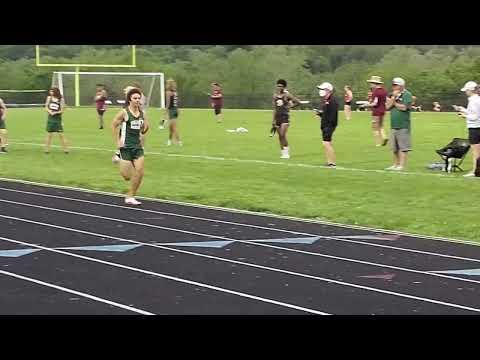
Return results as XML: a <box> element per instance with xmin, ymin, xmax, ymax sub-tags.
<box><xmin>0</xmin><ymin>176</ymin><xmax>478</xmax><ymax>247</ymax></box>
<box><xmin>0</xmin><ymin>269</ymin><xmax>154</xmax><ymax>315</ymax></box>
<box><xmin>9</xmin><ymin>141</ymin><xmax>464</xmax><ymax>180</ymax></box>
<box><xmin>1</xmin><ymin>186</ymin><xmax>480</xmax><ymax>262</ymax></box>
<box><xmin>2</xmin><ymin>208</ymin><xmax>480</xmax><ymax>311</ymax></box>
<box><xmin>0</xmin><ymin>236</ymin><xmax>328</xmax><ymax>315</ymax></box>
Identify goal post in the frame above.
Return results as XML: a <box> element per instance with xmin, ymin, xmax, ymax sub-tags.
<box><xmin>51</xmin><ymin>71</ymin><xmax>165</xmax><ymax>109</ymax></box>
<box><xmin>35</xmin><ymin>45</ymin><xmax>138</xmax><ymax>107</ymax></box>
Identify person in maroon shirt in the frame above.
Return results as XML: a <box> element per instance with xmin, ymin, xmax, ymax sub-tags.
<box><xmin>94</xmin><ymin>84</ymin><xmax>108</xmax><ymax>130</ymax></box>
<box><xmin>366</xmin><ymin>75</ymin><xmax>388</xmax><ymax>146</ymax></box>
<box><xmin>210</xmin><ymin>82</ymin><xmax>224</xmax><ymax>123</ymax></box>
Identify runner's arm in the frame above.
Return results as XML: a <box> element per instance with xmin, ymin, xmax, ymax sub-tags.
<box><xmin>111</xmin><ymin>110</ymin><xmax>125</xmax><ymax>149</ymax></box>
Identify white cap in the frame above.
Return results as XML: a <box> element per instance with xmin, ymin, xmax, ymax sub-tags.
<box><xmin>461</xmin><ymin>81</ymin><xmax>478</xmax><ymax>92</ymax></box>
<box><xmin>392</xmin><ymin>77</ymin><xmax>405</xmax><ymax>86</ymax></box>
<box><xmin>317</xmin><ymin>82</ymin><xmax>333</xmax><ymax>91</ymax></box>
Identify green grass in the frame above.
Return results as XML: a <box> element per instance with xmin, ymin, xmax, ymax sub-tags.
<box><xmin>1</xmin><ymin>107</ymin><xmax>479</xmax><ymax>242</ymax></box>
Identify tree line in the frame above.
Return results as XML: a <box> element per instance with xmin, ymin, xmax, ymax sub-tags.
<box><xmin>0</xmin><ymin>45</ymin><xmax>479</xmax><ymax>109</ymax></box>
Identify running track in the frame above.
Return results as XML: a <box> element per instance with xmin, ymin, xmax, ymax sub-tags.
<box><xmin>1</xmin><ymin>178</ymin><xmax>480</xmax><ymax>315</ymax></box>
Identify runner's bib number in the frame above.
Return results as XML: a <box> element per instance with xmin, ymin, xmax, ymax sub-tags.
<box><xmin>130</xmin><ymin>119</ymin><xmax>143</xmax><ymax>130</ymax></box>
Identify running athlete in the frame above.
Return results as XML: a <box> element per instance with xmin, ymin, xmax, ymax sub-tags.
<box><xmin>113</xmin><ymin>85</ymin><xmax>148</xmax><ymax>162</ymax></box>
<box><xmin>111</xmin><ymin>87</ymin><xmax>150</xmax><ymax>205</ymax></box>
<box><xmin>210</xmin><ymin>82</ymin><xmax>224</xmax><ymax>123</ymax></box>
<box><xmin>95</xmin><ymin>85</ymin><xmax>108</xmax><ymax>129</ymax></box>
<box><xmin>44</xmin><ymin>87</ymin><xmax>69</xmax><ymax>154</ymax></box>
<box><xmin>344</xmin><ymin>85</ymin><xmax>353</xmax><ymax>121</ymax></box>
<box><xmin>0</xmin><ymin>98</ymin><xmax>8</xmax><ymax>153</ymax></box>
<box><xmin>164</xmin><ymin>79</ymin><xmax>181</xmax><ymax>146</ymax></box>
<box><xmin>272</xmin><ymin>79</ymin><xmax>300</xmax><ymax>159</ymax></box>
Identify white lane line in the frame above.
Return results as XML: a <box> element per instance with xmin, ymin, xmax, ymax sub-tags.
<box><xmin>1</xmin><ymin>186</ymin><xmax>480</xmax><ymax>262</ymax></box>
<box><xmin>9</xmin><ymin>141</ymin><xmax>460</xmax><ymax>180</ymax></box>
<box><xmin>0</xmin><ymin>269</ymin><xmax>154</xmax><ymax>315</ymax></box>
<box><xmin>2</xmin><ymin>198</ymin><xmax>480</xmax><ymax>287</ymax></box>
<box><xmin>0</xmin><ymin>236</ymin><xmax>328</xmax><ymax>316</ymax></box>
<box><xmin>1</xmin><ymin>214</ymin><xmax>480</xmax><ymax>313</ymax></box>
<box><xmin>1</xmin><ymin>176</ymin><xmax>477</xmax><ymax>247</ymax></box>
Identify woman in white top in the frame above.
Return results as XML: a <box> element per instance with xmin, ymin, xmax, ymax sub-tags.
<box><xmin>454</xmin><ymin>81</ymin><xmax>480</xmax><ymax>177</ymax></box>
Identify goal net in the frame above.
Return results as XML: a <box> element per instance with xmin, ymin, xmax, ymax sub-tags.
<box><xmin>0</xmin><ymin>90</ymin><xmax>48</xmax><ymax>108</ymax></box>
<box><xmin>51</xmin><ymin>72</ymin><xmax>165</xmax><ymax>108</ymax></box>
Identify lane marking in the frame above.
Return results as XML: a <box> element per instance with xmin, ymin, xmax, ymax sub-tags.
<box><xmin>1</xmin><ymin>214</ymin><xmax>480</xmax><ymax>312</ymax></box>
<box><xmin>0</xmin><ymin>176</ymin><xmax>477</xmax><ymax>247</ymax></box>
<box><xmin>0</xmin><ymin>236</ymin><xmax>329</xmax><ymax>315</ymax></box>
<box><xmin>1</xmin><ymin>187</ymin><xmax>480</xmax><ymax>262</ymax></box>
<box><xmin>0</xmin><ymin>270</ymin><xmax>154</xmax><ymax>315</ymax></box>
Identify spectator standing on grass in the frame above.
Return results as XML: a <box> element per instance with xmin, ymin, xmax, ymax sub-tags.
<box><xmin>164</xmin><ymin>79</ymin><xmax>182</xmax><ymax>146</ymax></box>
<box><xmin>452</xmin><ymin>81</ymin><xmax>480</xmax><ymax>177</ymax></box>
<box><xmin>0</xmin><ymin>98</ymin><xmax>8</xmax><ymax>153</ymax></box>
<box><xmin>365</xmin><ymin>75</ymin><xmax>388</xmax><ymax>147</ymax></box>
<box><xmin>44</xmin><ymin>87</ymin><xmax>69</xmax><ymax>154</ymax></box>
<box><xmin>210</xmin><ymin>82</ymin><xmax>224</xmax><ymax>123</ymax></box>
<box><xmin>385</xmin><ymin>77</ymin><xmax>413</xmax><ymax>171</ymax></box>
<box><xmin>272</xmin><ymin>79</ymin><xmax>301</xmax><ymax>159</ymax></box>
<box><xmin>94</xmin><ymin>84</ymin><xmax>108</xmax><ymax>129</ymax></box>
<box><xmin>315</xmin><ymin>82</ymin><xmax>338</xmax><ymax>167</ymax></box>
<box><xmin>343</xmin><ymin>85</ymin><xmax>353</xmax><ymax>121</ymax></box>
<box><xmin>433</xmin><ymin>101</ymin><xmax>441</xmax><ymax>112</ymax></box>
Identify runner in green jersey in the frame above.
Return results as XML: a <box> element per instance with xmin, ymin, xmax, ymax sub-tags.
<box><xmin>111</xmin><ymin>87</ymin><xmax>150</xmax><ymax>205</ymax></box>
<box><xmin>44</xmin><ymin>87</ymin><xmax>69</xmax><ymax>154</ymax></box>
<box><xmin>164</xmin><ymin>78</ymin><xmax>181</xmax><ymax>146</ymax></box>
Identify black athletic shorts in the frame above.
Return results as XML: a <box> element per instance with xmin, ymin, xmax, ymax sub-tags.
<box><xmin>344</xmin><ymin>101</ymin><xmax>352</xmax><ymax>106</ymax></box>
<box><xmin>469</xmin><ymin>128</ymin><xmax>480</xmax><ymax>145</ymax></box>
<box><xmin>214</xmin><ymin>105</ymin><xmax>222</xmax><ymax>115</ymax></box>
<box><xmin>97</xmin><ymin>109</ymin><xmax>106</xmax><ymax>115</ymax></box>
<box><xmin>275</xmin><ymin>114</ymin><xmax>289</xmax><ymax>127</ymax></box>
<box><xmin>321</xmin><ymin>126</ymin><xmax>336</xmax><ymax>142</ymax></box>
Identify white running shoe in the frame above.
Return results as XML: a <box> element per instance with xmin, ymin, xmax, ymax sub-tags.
<box><xmin>178</xmin><ymin>141</ymin><xmax>183</xmax><ymax>146</ymax></box>
<box><xmin>167</xmin><ymin>140</ymin><xmax>172</xmax><ymax>146</ymax></box>
<box><xmin>392</xmin><ymin>166</ymin><xmax>404</xmax><ymax>171</ymax></box>
<box><xmin>280</xmin><ymin>150</ymin><xmax>290</xmax><ymax>159</ymax></box>
<box><xmin>159</xmin><ymin>125</ymin><xmax>165</xmax><ymax>130</ymax></box>
<box><xmin>463</xmin><ymin>172</ymin><xmax>476</xmax><ymax>178</ymax></box>
<box><xmin>125</xmin><ymin>197</ymin><xmax>142</xmax><ymax>205</ymax></box>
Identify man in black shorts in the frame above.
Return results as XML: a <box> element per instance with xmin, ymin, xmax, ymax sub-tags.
<box><xmin>315</xmin><ymin>82</ymin><xmax>338</xmax><ymax>167</ymax></box>
<box><xmin>272</xmin><ymin>79</ymin><xmax>300</xmax><ymax>159</ymax></box>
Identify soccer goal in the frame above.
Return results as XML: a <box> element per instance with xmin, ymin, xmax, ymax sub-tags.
<box><xmin>51</xmin><ymin>72</ymin><xmax>165</xmax><ymax>109</ymax></box>
<box><xmin>0</xmin><ymin>89</ymin><xmax>48</xmax><ymax>108</ymax></box>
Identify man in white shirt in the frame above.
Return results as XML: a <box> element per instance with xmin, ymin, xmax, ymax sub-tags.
<box><xmin>454</xmin><ymin>81</ymin><xmax>480</xmax><ymax>177</ymax></box>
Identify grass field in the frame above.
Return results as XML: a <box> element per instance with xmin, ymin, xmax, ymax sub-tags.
<box><xmin>1</xmin><ymin>107</ymin><xmax>479</xmax><ymax>242</ymax></box>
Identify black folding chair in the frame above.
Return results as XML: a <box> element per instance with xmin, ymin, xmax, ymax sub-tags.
<box><xmin>436</xmin><ymin>138</ymin><xmax>470</xmax><ymax>173</ymax></box>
